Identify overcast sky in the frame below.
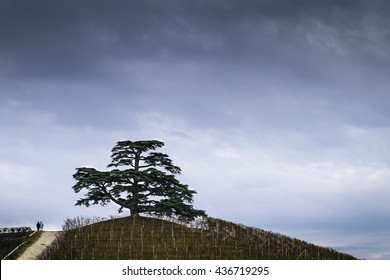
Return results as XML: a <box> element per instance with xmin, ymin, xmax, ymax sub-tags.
<box><xmin>1</xmin><ymin>0</ymin><xmax>390</xmax><ymax>259</ymax></box>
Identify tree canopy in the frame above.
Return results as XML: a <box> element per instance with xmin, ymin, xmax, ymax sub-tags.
<box><xmin>72</xmin><ymin>140</ymin><xmax>206</xmax><ymax>220</ymax></box>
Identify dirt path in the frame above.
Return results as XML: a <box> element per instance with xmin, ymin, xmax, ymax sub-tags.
<box><xmin>17</xmin><ymin>231</ymin><xmax>61</xmax><ymax>260</ymax></box>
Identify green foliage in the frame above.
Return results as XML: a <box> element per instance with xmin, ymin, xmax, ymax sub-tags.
<box><xmin>40</xmin><ymin>216</ymin><xmax>356</xmax><ymax>260</ymax></box>
<box><xmin>72</xmin><ymin>140</ymin><xmax>206</xmax><ymax>220</ymax></box>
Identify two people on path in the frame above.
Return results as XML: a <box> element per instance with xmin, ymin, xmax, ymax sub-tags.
<box><xmin>36</xmin><ymin>221</ymin><xmax>44</xmax><ymax>231</ymax></box>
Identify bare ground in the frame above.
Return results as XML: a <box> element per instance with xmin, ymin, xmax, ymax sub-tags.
<box><xmin>17</xmin><ymin>231</ymin><xmax>60</xmax><ymax>260</ymax></box>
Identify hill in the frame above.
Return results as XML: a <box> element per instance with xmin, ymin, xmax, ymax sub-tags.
<box><xmin>40</xmin><ymin>216</ymin><xmax>356</xmax><ymax>260</ymax></box>
<box><xmin>0</xmin><ymin>227</ymin><xmax>34</xmax><ymax>259</ymax></box>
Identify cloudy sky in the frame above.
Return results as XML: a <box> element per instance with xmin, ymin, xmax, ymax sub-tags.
<box><xmin>1</xmin><ymin>0</ymin><xmax>390</xmax><ymax>259</ymax></box>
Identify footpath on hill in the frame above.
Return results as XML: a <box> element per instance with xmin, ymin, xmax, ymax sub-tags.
<box><xmin>17</xmin><ymin>231</ymin><xmax>60</xmax><ymax>260</ymax></box>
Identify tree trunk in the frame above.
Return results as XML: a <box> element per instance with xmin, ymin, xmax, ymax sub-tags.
<box><xmin>130</xmin><ymin>206</ymin><xmax>139</xmax><ymax>217</ymax></box>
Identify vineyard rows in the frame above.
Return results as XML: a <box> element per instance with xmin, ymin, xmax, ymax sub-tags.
<box><xmin>40</xmin><ymin>216</ymin><xmax>355</xmax><ymax>260</ymax></box>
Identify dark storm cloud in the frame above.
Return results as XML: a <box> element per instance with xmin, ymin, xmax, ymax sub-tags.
<box><xmin>1</xmin><ymin>0</ymin><xmax>390</xmax><ymax>84</ymax></box>
<box><xmin>3</xmin><ymin>0</ymin><xmax>389</xmax><ymax>130</ymax></box>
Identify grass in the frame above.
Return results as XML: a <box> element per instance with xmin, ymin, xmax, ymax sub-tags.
<box><xmin>40</xmin><ymin>216</ymin><xmax>356</xmax><ymax>260</ymax></box>
<box><xmin>1</xmin><ymin>231</ymin><xmax>42</xmax><ymax>260</ymax></box>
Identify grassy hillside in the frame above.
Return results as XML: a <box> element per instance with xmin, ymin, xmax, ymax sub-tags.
<box><xmin>40</xmin><ymin>216</ymin><xmax>356</xmax><ymax>260</ymax></box>
<box><xmin>0</xmin><ymin>227</ymin><xmax>34</xmax><ymax>259</ymax></box>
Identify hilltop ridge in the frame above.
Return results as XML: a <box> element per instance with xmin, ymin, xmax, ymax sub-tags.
<box><xmin>40</xmin><ymin>216</ymin><xmax>356</xmax><ymax>260</ymax></box>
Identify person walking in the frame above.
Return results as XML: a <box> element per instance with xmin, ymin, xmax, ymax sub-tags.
<box><xmin>39</xmin><ymin>221</ymin><xmax>44</xmax><ymax>231</ymax></box>
<box><xmin>36</xmin><ymin>221</ymin><xmax>41</xmax><ymax>231</ymax></box>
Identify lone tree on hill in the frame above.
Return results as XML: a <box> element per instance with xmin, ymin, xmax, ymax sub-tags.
<box><xmin>72</xmin><ymin>140</ymin><xmax>206</xmax><ymax>220</ymax></box>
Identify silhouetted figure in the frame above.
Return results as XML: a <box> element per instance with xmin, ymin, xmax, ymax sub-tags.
<box><xmin>39</xmin><ymin>221</ymin><xmax>44</xmax><ymax>231</ymax></box>
<box><xmin>36</xmin><ymin>221</ymin><xmax>41</xmax><ymax>231</ymax></box>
